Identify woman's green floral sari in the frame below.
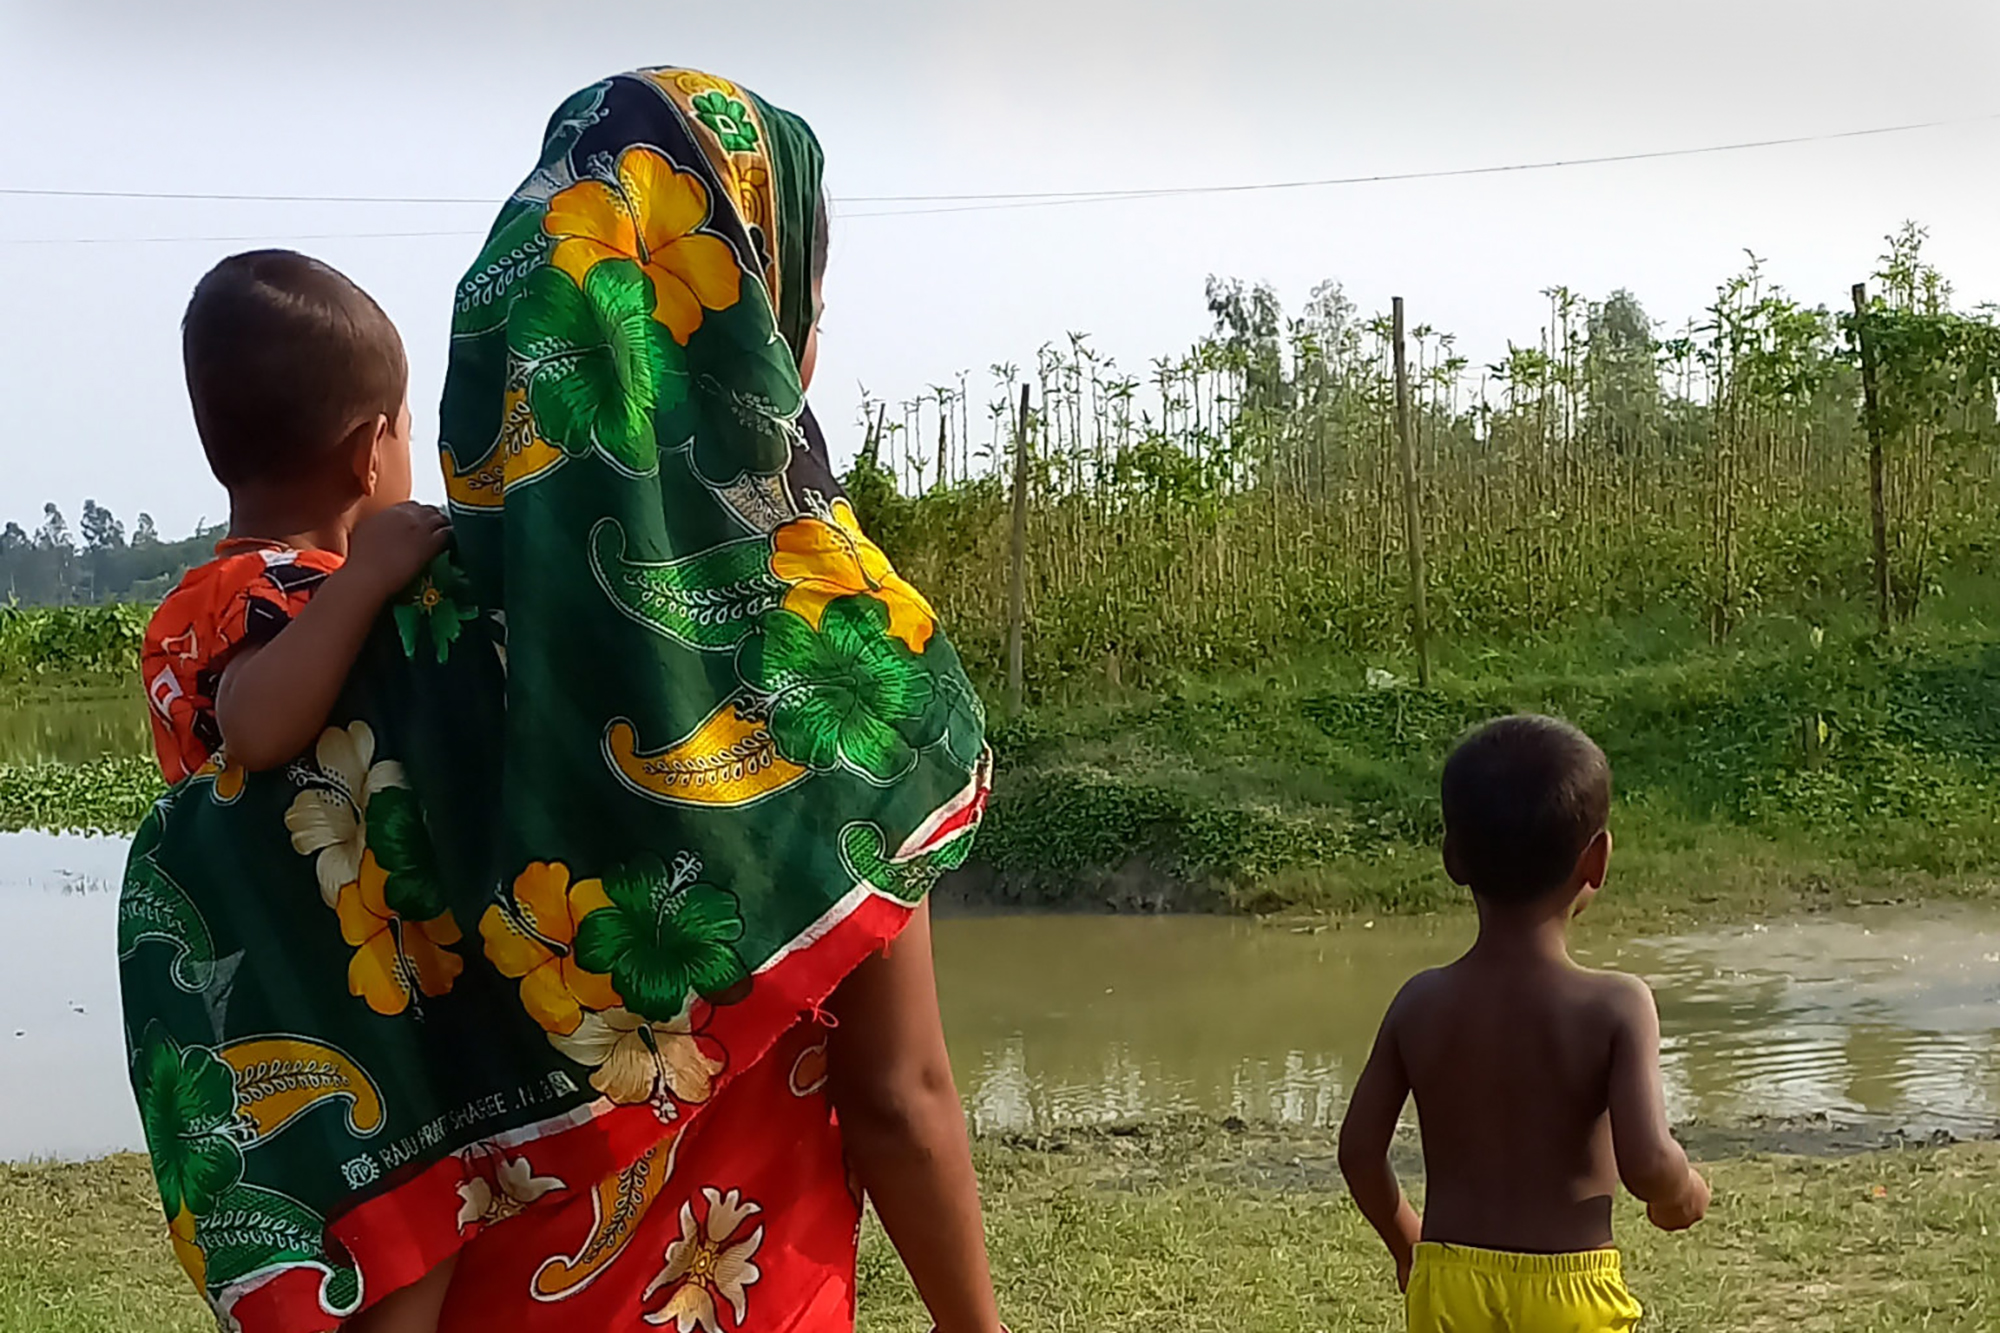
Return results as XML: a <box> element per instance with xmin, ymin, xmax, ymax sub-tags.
<box><xmin>121</xmin><ymin>67</ymin><xmax>987</xmax><ymax>1333</ymax></box>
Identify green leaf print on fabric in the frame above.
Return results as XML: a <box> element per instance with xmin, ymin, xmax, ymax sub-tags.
<box><xmin>453</xmin><ymin>204</ymin><xmax>551</xmax><ymax>332</ymax></box>
<box><xmin>136</xmin><ymin>1030</ymin><xmax>244</xmax><ymax>1222</ymax></box>
<box><xmin>837</xmin><ymin>821</ymin><xmax>974</xmax><ymax>905</ymax></box>
<box><xmin>393</xmin><ymin>554</ymin><xmax>479</xmax><ymax>664</ymax></box>
<box><xmin>196</xmin><ymin>1182</ymin><xmax>355</xmax><ymax>1307</ymax></box>
<box><xmin>508</xmin><ymin>260</ymin><xmax>687</xmax><ymax>474</ymax></box>
<box><xmin>683</xmin><ymin>296</ymin><xmax>806</xmax><ymax>486</ymax></box>
<box><xmin>690</xmin><ymin>90</ymin><xmax>760</xmax><ymax>152</ymax></box>
<box><xmin>742</xmin><ymin>595</ymin><xmax>940</xmax><ymax>783</ymax></box>
<box><xmin>119</xmin><ymin>808</ymin><xmax>216</xmax><ymax>993</ymax></box>
<box><xmin>572</xmin><ymin>854</ymin><xmax>748</xmax><ymax>1023</ymax></box>
<box><xmin>588</xmin><ymin>519</ymin><xmax>784</xmax><ymax>651</ymax></box>
<box><xmin>363</xmin><ymin>786</ymin><xmax>448</xmax><ymax>923</ymax></box>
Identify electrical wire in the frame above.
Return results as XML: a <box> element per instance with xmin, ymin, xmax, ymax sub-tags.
<box><xmin>3</xmin><ymin>111</ymin><xmax>1992</xmax><ymax>242</ymax></box>
<box><xmin>839</xmin><ymin>113</ymin><xmax>2000</xmax><ymax>216</ymax></box>
<box><xmin>0</xmin><ymin>229</ymin><xmax>486</xmax><ymax>247</ymax></box>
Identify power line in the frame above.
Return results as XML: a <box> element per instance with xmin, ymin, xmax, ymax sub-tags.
<box><xmin>0</xmin><ymin>229</ymin><xmax>486</xmax><ymax>247</ymax></box>
<box><xmin>3</xmin><ymin>111</ymin><xmax>1993</xmax><ymax>243</ymax></box>
<box><xmin>0</xmin><ymin>186</ymin><xmax>497</xmax><ymax>205</ymax></box>
<box><xmin>839</xmin><ymin>112</ymin><xmax>2000</xmax><ymax>215</ymax></box>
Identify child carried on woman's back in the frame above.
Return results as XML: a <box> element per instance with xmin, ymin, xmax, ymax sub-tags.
<box><xmin>141</xmin><ymin>249</ymin><xmax>461</xmax><ymax>1331</ymax></box>
<box><xmin>1339</xmin><ymin>715</ymin><xmax>1709</xmax><ymax>1332</ymax></box>
<box><xmin>143</xmin><ymin>249</ymin><xmax>449</xmax><ymax>792</ymax></box>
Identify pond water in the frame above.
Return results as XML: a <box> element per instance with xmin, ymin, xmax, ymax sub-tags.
<box><xmin>5</xmin><ymin>828</ymin><xmax>1999</xmax><ymax>1160</ymax></box>
<box><xmin>0</xmin><ymin>694</ymin><xmax>150</xmax><ymax>766</ymax></box>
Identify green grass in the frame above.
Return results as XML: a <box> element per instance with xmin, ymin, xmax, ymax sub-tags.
<box><xmin>976</xmin><ymin>619</ymin><xmax>2000</xmax><ymax>922</ymax></box>
<box><xmin>6</xmin><ymin>1129</ymin><xmax>1997</xmax><ymax>1333</ymax></box>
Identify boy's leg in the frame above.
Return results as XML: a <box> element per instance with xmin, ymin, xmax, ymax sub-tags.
<box><xmin>343</xmin><ymin>1256</ymin><xmax>458</xmax><ymax>1333</ymax></box>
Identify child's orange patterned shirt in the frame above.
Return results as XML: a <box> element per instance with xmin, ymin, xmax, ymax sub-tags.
<box><xmin>140</xmin><ymin>539</ymin><xmax>342</xmax><ymax>782</ymax></box>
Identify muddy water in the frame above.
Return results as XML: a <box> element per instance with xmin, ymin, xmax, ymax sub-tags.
<box><xmin>936</xmin><ymin>912</ymin><xmax>2000</xmax><ymax>1136</ymax></box>
<box><xmin>5</xmin><ymin>828</ymin><xmax>1999</xmax><ymax>1160</ymax></box>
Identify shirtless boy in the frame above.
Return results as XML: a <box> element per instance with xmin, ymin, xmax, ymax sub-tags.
<box><xmin>1338</xmin><ymin>714</ymin><xmax>1708</xmax><ymax>1331</ymax></box>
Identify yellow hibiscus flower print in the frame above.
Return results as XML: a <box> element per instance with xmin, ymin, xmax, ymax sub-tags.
<box><xmin>542</xmin><ymin>146</ymin><xmax>741</xmax><ymax>346</ymax></box>
<box><xmin>168</xmin><ymin>1205</ymin><xmax>205</xmax><ymax>1287</ymax></box>
<box><xmin>192</xmin><ymin>752</ymin><xmax>246</xmax><ymax>804</ymax></box>
<box><xmin>336</xmin><ymin>851</ymin><xmax>465</xmax><ymax>1016</ymax></box>
<box><xmin>478</xmin><ymin>861</ymin><xmax>620</xmax><ymax>1036</ymax></box>
<box><xmin>770</xmin><ymin>499</ymin><xmax>938</xmax><ymax>653</ymax></box>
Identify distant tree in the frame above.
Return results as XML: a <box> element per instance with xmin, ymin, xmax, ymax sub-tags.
<box><xmin>1205</xmin><ymin>276</ymin><xmax>1288</xmax><ymax>417</ymax></box>
<box><xmin>81</xmin><ymin>499</ymin><xmax>125</xmax><ymax>552</ymax></box>
<box><xmin>36</xmin><ymin>503</ymin><xmax>71</xmax><ymax>551</ymax></box>
<box><xmin>1585</xmin><ymin>289</ymin><xmax>1661</xmax><ymax>453</ymax></box>
<box><xmin>132</xmin><ymin>512</ymin><xmax>160</xmax><ymax>547</ymax></box>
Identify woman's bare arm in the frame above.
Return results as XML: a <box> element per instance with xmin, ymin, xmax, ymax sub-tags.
<box><xmin>825</xmin><ymin>902</ymin><xmax>1002</xmax><ymax>1333</ymax></box>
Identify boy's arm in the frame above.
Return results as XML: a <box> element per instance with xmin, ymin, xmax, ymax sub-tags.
<box><xmin>1338</xmin><ymin>986</ymin><xmax>1424</xmax><ymax>1289</ymax></box>
<box><xmin>825</xmin><ymin>903</ymin><xmax>1004</xmax><ymax>1333</ymax></box>
<box><xmin>1605</xmin><ymin>975</ymin><xmax>1709</xmax><ymax>1230</ymax></box>
<box><xmin>216</xmin><ymin>503</ymin><xmax>449</xmax><ymax>771</ymax></box>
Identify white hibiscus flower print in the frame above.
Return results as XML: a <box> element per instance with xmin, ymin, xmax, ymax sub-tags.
<box><xmin>283</xmin><ymin>722</ymin><xmax>407</xmax><ymax>905</ymax></box>
<box><xmin>550</xmin><ymin>1006</ymin><xmax>723</xmax><ymax>1115</ymax></box>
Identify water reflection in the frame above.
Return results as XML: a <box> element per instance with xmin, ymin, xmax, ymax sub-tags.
<box><xmin>933</xmin><ymin>909</ymin><xmax>2000</xmax><ymax>1137</ymax></box>
<box><xmin>4</xmin><ymin>824</ymin><xmax>2000</xmax><ymax>1160</ymax></box>
<box><xmin>0</xmin><ymin>695</ymin><xmax>149</xmax><ymax>765</ymax></box>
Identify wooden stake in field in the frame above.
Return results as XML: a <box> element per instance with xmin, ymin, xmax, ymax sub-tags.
<box><xmin>1392</xmin><ymin>297</ymin><xmax>1433</xmax><ymax>686</ymax></box>
<box><xmin>1851</xmin><ymin>282</ymin><xmax>1892</xmax><ymax>637</ymax></box>
<box><xmin>1006</xmin><ymin>382</ymin><xmax>1033</xmax><ymax>716</ymax></box>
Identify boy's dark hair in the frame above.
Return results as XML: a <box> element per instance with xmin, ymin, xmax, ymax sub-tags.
<box><xmin>1441</xmin><ymin>714</ymin><xmax>1611</xmax><ymax>903</ymax></box>
<box><xmin>182</xmin><ymin>250</ymin><xmax>407</xmax><ymax>489</ymax></box>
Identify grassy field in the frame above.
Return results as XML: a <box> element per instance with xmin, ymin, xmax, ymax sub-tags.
<box><xmin>4</xmin><ymin>1125</ymin><xmax>1995</xmax><ymax>1333</ymax></box>
<box><xmin>971</xmin><ymin>615</ymin><xmax>2000</xmax><ymax>924</ymax></box>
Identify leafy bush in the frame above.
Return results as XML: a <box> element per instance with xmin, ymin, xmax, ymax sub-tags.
<box><xmin>0</xmin><ymin>758</ymin><xmax>164</xmax><ymax>834</ymax></box>
<box><xmin>0</xmin><ymin>604</ymin><xmax>147</xmax><ymax>680</ymax></box>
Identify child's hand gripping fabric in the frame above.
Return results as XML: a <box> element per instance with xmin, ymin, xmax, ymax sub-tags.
<box><xmin>216</xmin><ymin>501</ymin><xmax>449</xmax><ymax>771</ymax></box>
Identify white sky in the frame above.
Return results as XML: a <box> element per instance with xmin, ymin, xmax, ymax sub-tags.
<box><xmin>3</xmin><ymin>0</ymin><xmax>1997</xmax><ymax>537</ymax></box>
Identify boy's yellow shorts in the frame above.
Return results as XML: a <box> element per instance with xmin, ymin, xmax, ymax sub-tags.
<box><xmin>1406</xmin><ymin>1242</ymin><xmax>1642</xmax><ymax>1332</ymax></box>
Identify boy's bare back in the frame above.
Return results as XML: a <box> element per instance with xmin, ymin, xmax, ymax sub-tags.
<box><xmin>1388</xmin><ymin>953</ymin><xmax>1668</xmax><ymax>1253</ymax></box>
<box><xmin>1338</xmin><ymin>715</ymin><xmax>1707</xmax><ymax>1311</ymax></box>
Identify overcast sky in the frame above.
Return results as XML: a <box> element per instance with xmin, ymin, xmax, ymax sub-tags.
<box><xmin>4</xmin><ymin>0</ymin><xmax>1997</xmax><ymax>537</ymax></box>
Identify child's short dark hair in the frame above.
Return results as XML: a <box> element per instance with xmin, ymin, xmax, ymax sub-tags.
<box><xmin>182</xmin><ymin>250</ymin><xmax>408</xmax><ymax>489</ymax></box>
<box><xmin>1441</xmin><ymin>714</ymin><xmax>1610</xmax><ymax>903</ymax></box>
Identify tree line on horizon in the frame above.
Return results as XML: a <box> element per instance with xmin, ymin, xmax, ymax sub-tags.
<box><xmin>0</xmin><ymin>501</ymin><xmax>219</xmax><ymax>607</ymax></box>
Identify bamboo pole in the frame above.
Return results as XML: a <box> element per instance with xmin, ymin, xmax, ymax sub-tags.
<box><xmin>1392</xmin><ymin>297</ymin><xmax>1433</xmax><ymax>686</ymax></box>
<box><xmin>1006</xmin><ymin>382</ymin><xmax>1033</xmax><ymax>715</ymax></box>
<box><xmin>1852</xmin><ymin>282</ymin><xmax>1891</xmax><ymax>636</ymax></box>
